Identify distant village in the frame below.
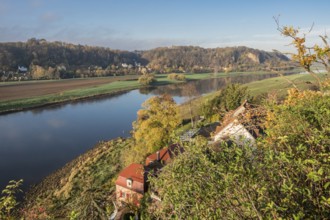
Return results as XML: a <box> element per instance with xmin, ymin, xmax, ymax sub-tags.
<box><xmin>0</xmin><ymin>62</ymin><xmax>146</xmax><ymax>82</ymax></box>
<box><xmin>0</xmin><ymin>66</ymin><xmax>29</xmax><ymax>81</ymax></box>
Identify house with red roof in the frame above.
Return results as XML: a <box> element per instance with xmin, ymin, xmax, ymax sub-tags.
<box><xmin>145</xmin><ymin>144</ymin><xmax>181</xmax><ymax>166</ymax></box>
<box><xmin>115</xmin><ymin>163</ymin><xmax>146</xmax><ymax>206</ymax></box>
<box><xmin>115</xmin><ymin>144</ymin><xmax>182</xmax><ymax>206</ymax></box>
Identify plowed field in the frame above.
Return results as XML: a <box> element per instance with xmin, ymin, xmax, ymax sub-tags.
<box><xmin>0</xmin><ymin>76</ymin><xmax>138</xmax><ymax>101</ymax></box>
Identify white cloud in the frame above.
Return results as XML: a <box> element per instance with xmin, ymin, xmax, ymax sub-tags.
<box><xmin>47</xmin><ymin>118</ymin><xmax>66</xmax><ymax>128</ymax></box>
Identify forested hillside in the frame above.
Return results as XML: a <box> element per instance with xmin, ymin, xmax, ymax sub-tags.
<box><xmin>0</xmin><ymin>39</ymin><xmax>294</xmax><ymax>80</ymax></box>
<box><xmin>141</xmin><ymin>46</ymin><xmax>292</xmax><ymax>73</ymax></box>
<box><xmin>0</xmin><ymin>38</ymin><xmax>147</xmax><ymax>79</ymax></box>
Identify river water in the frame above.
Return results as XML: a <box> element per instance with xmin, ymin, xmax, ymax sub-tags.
<box><xmin>0</xmin><ymin>73</ymin><xmax>280</xmax><ymax>191</ymax></box>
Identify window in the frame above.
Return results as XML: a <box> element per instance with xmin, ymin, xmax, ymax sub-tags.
<box><xmin>126</xmin><ymin>178</ymin><xmax>133</xmax><ymax>188</ymax></box>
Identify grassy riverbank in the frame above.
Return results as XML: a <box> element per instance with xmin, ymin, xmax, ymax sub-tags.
<box><xmin>246</xmin><ymin>73</ymin><xmax>325</xmax><ymax>96</ymax></box>
<box><xmin>178</xmin><ymin>73</ymin><xmax>327</xmax><ymax>120</ymax></box>
<box><xmin>22</xmin><ymin>138</ymin><xmax>131</xmax><ymax>219</ymax></box>
<box><xmin>0</xmin><ymin>71</ymin><xmax>279</xmax><ymax>114</ymax></box>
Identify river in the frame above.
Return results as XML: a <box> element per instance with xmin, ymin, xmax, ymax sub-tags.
<box><xmin>0</xmin><ymin>73</ymin><xmax>281</xmax><ymax>191</ymax></box>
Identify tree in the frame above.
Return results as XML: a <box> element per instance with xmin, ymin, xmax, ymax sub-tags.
<box><xmin>30</xmin><ymin>65</ymin><xmax>47</xmax><ymax>79</ymax></box>
<box><xmin>274</xmin><ymin>18</ymin><xmax>330</xmax><ymax>90</ymax></box>
<box><xmin>125</xmin><ymin>95</ymin><xmax>180</xmax><ymax>164</ymax></box>
<box><xmin>138</xmin><ymin>73</ymin><xmax>156</xmax><ymax>86</ymax></box>
<box><xmin>201</xmin><ymin>83</ymin><xmax>249</xmax><ymax>122</ymax></box>
<box><xmin>182</xmin><ymin>83</ymin><xmax>199</xmax><ymax>127</ymax></box>
<box><xmin>0</xmin><ymin>179</ymin><xmax>23</xmax><ymax>220</ymax></box>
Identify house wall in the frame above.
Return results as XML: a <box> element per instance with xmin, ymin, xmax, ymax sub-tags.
<box><xmin>214</xmin><ymin>121</ymin><xmax>255</xmax><ymax>146</ymax></box>
<box><xmin>232</xmin><ymin>106</ymin><xmax>246</xmax><ymax>117</ymax></box>
<box><xmin>116</xmin><ymin>185</ymin><xmax>143</xmax><ymax>206</ymax></box>
<box><xmin>116</xmin><ymin>176</ymin><xmax>144</xmax><ymax>194</ymax></box>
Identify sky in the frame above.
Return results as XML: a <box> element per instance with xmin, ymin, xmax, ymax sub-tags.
<box><xmin>0</xmin><ymin>0</ymin><xmax>330</xmax><ymax>52</ymax></box>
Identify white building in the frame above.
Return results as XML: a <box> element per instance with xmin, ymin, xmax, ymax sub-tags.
<box><xmin>213</xmin><ymin>101</ymin><xmax>259</xmax><ymax>147</ymax></box>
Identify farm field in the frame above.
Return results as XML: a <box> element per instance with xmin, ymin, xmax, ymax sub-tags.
<box><xmin>0</xmin><ymin>75</ymin><xmax>139</xmax><ymax>101</ymax></box>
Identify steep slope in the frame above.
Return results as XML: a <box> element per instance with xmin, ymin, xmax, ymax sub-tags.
<box><xmin>21</xmin><ymin>138</ymin><xmax>131</xmax><ymax>219</ymax></box>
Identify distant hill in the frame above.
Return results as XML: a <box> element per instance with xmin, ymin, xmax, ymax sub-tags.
<box><xmin>0</xmin><ymin>39</ymin><xmax>294</xmax><ymax>80</ymax></box>
<box><xmin>141</xmin><ymin>46</ymin><xmax>292</xmax><ymax>73</ymax></box>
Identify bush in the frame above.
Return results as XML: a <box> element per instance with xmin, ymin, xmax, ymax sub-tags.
<box><xmin>138</xmin><ymin>74</ymin><xmax>156</xmax><ymax>85</ymax></box>
<box><xmin>259</xmin><ymin>90</ymin><xmax>330</xmax><ymax>218</ymax></box>
<box><xmin>167</xmin><ymin>73</ymin><xmax>186</xmax><ymax>81</ymax></box>
<box><xmin>0</xmin><ymin>180</ymin><xmax>23</xmax><ymax>220</ymax></box>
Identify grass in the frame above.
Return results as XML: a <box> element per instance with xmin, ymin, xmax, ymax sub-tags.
<box><xmin>246</xmin><ymin>73</ymin><xmax>327</xmax><ymax>97</ymax></box>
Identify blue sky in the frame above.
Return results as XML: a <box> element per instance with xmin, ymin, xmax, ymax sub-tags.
<box><xmin>0</xmin><ymin>0</ymin><xmax>330</xmax><ymax>52</ymax></box>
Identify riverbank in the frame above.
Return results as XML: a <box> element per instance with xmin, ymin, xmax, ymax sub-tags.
<box><xmin>21</xmin><ymin>138</ymin><xmax>130</xmax><ymax>219</ymax></box>
<box><xmin>0</xmin><ymin>71</ymin><xmax>296</xmax><ymax>114</ymax></box>
<box><xmin>178</xmin><ymin>73</ymin><xmax>327</xmax><ymax>121</ymax></box>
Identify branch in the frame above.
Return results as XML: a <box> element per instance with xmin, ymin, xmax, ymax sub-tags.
<box><xmin>270</xmin><ymin>69</ymin><xmax>299</xmax><ymax>90</ymax></box>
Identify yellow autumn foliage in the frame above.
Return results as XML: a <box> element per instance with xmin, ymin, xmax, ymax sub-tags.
<box><xmin>284</xmin><ymin>88</ymin><xmax>323</xmax><ymax>106</ymax></box>
<box><xmin>125</xmin><ymin>94</ymin><xmax>180</xmax><ymax>165</ymax></box>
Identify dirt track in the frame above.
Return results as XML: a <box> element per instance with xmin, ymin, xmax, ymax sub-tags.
<box><xmin>0</xmin><ymin>76</ymin><xmax>138</xmax><ymax>101</ymax></box>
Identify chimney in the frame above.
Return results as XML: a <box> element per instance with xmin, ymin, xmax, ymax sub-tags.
<box><xmin>156</xmin><ymin>151</ymin><xmax>160</xmax><ymax>161</ymax></box>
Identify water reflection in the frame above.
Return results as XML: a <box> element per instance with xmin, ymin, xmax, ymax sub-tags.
<box><xmin>29</xmin><ymin>91</ymin><xmax>130</xmax><ymax>115</ymax></box>
<box><xmin>149</xmin><ymin>73</ymin><xmax>280</xmax><ymax>97</ymax></box>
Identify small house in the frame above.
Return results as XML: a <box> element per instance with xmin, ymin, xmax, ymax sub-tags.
<box><xmin>213</xmin><ymin>118</ymin><xmax>256</xmax><ymax>146</ymax></box>
<box><xmin>17</xmin><ymin>66</ymin><xmax>28</xmax><ymax>73</ymax></box>
<box><xmin>213</xmin><ymin>101</ymin><xmax>261</xmax><ymax>146</ymax></box>
<box><xmin>145</xmin><ymin>144</ymin><xmax>181</xmax><ymax>166</ymax></box>
<box><xmin>115</xmin><ymin>163</ymin><xmax>146</xmax><ymax>206</ymax></box>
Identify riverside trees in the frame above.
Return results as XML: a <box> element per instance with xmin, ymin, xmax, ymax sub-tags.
<box><xmin>123</xmin><ymin>94</ymin><xmax>181</xmax><ymax>165</ymax></box>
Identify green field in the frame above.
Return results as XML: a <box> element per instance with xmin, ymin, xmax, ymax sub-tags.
<box><xmin>246</xmin><ymin>73</ymin><xmax>326</xmax><ymax>96</ymax></box>
<box><xmin>178</xmin><ymin>73</ymin><xmax>327</xmax><ymax>121</ymax></box>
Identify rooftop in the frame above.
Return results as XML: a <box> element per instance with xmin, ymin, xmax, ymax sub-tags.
<box><xmin>116</xmin><ymin>163</ymin><xmax>144</xmax><ymax>183</ymax></box>
<box><xmin>145</xmin><ymin>144</ymin><xmax>182</xmax><ymax>166</ymax></box>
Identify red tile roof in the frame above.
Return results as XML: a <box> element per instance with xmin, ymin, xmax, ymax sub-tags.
<box><xmin>145</xmin><ymin>144</ymin><xmax>182</xmax><ymax>166</ymax></box>
<box><xmin>115</xmin><ymin>163</ymin><xmax>145</xmax><ymax>194</ymax></box>
<box><xmin>116</xmin><ymin>163</ymin><xmax>144</xmax><ymax>184</ymax></box>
